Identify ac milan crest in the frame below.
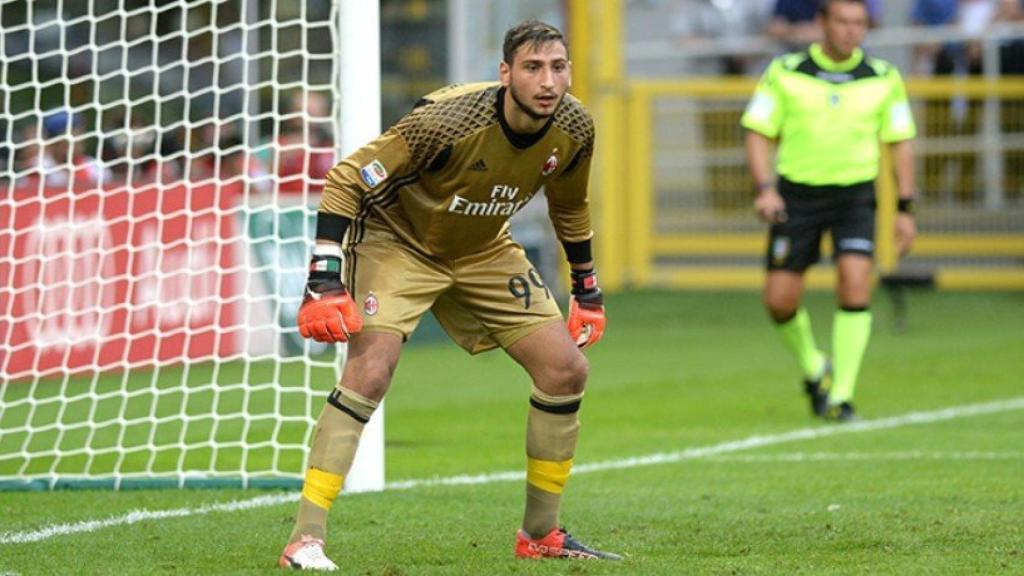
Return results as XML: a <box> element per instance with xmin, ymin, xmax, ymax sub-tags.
<box><xmin>363</xmin><ymin>292</ymin><xmax>379</xmax><ymax>316</ymax></box>
<box><xmin>541</xmin><ymin>148</ymin><xmax>559</xmax><ymax>176</ymax></box>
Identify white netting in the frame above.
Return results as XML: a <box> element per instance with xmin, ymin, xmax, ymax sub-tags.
<box><xmin>0</xmin><ymin>0</ymin><xmax>343</xmax><ymax>489</ymax></box>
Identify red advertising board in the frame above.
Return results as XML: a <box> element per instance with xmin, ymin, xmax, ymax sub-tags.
<box><xmin>0</xmin><ymin>181</ymin><xmax>243</xmax><ymax>380</ymax></box>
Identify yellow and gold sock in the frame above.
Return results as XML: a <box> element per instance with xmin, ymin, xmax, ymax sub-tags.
<box><xmin>288</xmin><ymin>387</ymin><xmax>379</xmax><ymax>543</ymax></box>
<box><xmin>522</xmin><ymin>387</ymin><xmax>582</xmax><ymax>539</ymax></box>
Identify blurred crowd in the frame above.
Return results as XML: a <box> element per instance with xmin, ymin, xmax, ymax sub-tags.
<box><xmin>3</xmin><ymin>1</ymin><xmax>1022</xmax><ymax>195</ymax></box>
<box><xmin>2</xmin><ymin>90</ymin><xmax>336</xmax><ymax>195</ymax></box>
<box><xmin>909</xmin><ymin>0</ymin><xmax>1024</xmax><ymax>75</ymax></box>
<box><xmin>638</xmin><ymin>0</ymin><xmax>1024</xmax><ymax>75</ymax></box>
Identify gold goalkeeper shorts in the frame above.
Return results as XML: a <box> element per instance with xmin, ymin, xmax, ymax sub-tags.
<box><xmin>344</xmin><ymin>226</ymin><xmax>562</xmax><ymax>354</ymax></box>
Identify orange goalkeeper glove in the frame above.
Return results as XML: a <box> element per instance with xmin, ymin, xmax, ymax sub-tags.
<box><xmin>296</xmin><ymin>254</ymin><xmax>363</xmax><ymax>343</ymax></box>
<box><xmin>567</xmin><ymin>268</ymin><xmax>605</xmax><ymax>349</ymax></box>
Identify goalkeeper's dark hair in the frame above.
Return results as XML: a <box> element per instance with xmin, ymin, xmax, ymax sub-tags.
<box><xmin>502</xmin><ymin>19</ymin><xmax>567</xmax><ymax>65</ymax></box>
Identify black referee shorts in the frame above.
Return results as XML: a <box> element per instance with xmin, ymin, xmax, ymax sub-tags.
<box><xmin>766</xmin><ymin>177</ymin><xmax>876</xmax><ymax>272</ymax></box>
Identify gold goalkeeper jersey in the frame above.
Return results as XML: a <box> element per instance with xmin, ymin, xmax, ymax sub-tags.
<box><xmin>319</xmin><ymin>82</ymin><xmax>595</xmax><ymax>259</ymax></box>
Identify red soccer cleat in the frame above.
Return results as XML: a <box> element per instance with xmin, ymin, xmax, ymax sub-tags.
<box><xmin>515</xmin><ymin>527</ymin><xmax>623</xmax><ymax>560</ymax></box>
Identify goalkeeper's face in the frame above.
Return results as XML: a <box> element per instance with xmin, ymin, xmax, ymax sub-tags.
<box><xmin>500</xmin><ymin>40</ymin><xmax>572</xmax><ymax>123</ymax></box>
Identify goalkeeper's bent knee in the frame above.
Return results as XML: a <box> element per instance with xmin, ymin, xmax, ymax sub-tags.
<box><xmin>327</xmin><ymin>387</ymin><xmax>378</xmax><ymax>424</ymax></box>
<box><xmin>305</xmin><ymin>387</ymin><xmax>380</xmax><ymax>482</ymax></box>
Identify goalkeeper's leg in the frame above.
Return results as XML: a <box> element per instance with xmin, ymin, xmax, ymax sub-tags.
<box><xmin>280</xmin><ymin>332</ymin><xmax>401</xmax><ymax>570</ymax></box>
<box><xmin>506</xmin><ymin>322</ymin><xmax>621</xmax><ymax>560</ymax></box>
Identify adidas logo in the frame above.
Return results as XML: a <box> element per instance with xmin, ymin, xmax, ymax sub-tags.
<box><xmin>469</xmin><ymin>158</ymin><xmax>488</xmax><ymax>171</ymax></box>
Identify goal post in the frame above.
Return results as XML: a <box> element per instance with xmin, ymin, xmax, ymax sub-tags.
<box><xmin>0</xmin><ymin>0</ymin><xmax>385</xmax><ymax>491</ymax></box>
<box><xmin>337</xmin><ymin>0</ymin><xmax>384</xmax><ymax>494</ymax></box>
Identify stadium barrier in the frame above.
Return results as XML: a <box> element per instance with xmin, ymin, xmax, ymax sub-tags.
<box><xmin>1</xmin><ymin>182</ymin><xmax>243</xmax><ymax>381</ymax></box>
<box><xmin>593</xmin><ymin>77</ymin><xmax>1024</xmax><ymax>291</ymax></box>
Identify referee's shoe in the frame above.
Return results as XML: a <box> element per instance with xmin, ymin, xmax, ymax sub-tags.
<box><xmin>803</xmin><ymin>358</ymin><xmax>831</xmax><ymax>417</ymax></box>
<box><xmin>825</xmin><ymin>401</ymin><xmax>857</xmax><ymax>422</ymax></box>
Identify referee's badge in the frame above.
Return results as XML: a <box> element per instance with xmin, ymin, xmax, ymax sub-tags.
<box><xmin>829</xmin><ymin>92</ymin><xmax>840</xmax><ymax>106</ymax></box>
<box><xmin>772</xmin><ymin>237</ymin><xmax>791</xmax><ymax>266</ymax></box>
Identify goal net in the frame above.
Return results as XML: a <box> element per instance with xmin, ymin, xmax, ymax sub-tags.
<box><xmin>0</xmin><ymin>0</ymin><xmax>349</xmax><ymax>489</ymax></box>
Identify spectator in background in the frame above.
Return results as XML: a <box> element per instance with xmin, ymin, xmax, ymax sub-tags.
<box><xmin>911</xmin><ymin>0</ymin><xmax>996</xmax><ymax>203</ymax></box>
<box><xmin>768</xmin><ymin>0</ymin><xmax>824</xmax><ymax>48</ymax></box>
<box><xmin>769</xmin><ymin>0</ymin><xmax>881</xmax><ymax>50</ymax></box>
<box><xmin>275</xmin><ymin>90</ymin><xmax>336</xmax><ymax>194</ymax></box>
<box><xmin>35</xmin><ymin>110</ymin><xmax>110</xmax><ymax>188</ymax></box>
<box><xmin>959</xmin><ymin>0</ymin><xmax>996</xmax><ymax>72</ymax></box>
<box><xmin>0</xmin><ymin>121</ymin><xmax>8</xmax><ymax>178</ymax></box>
<box><xmin>189</xmin><ymin>123</ymin><xmax>270</xmax><ymax>194</ymax></box>
<box><xmin>909</xmin><ymin>0</ymin><xmax>960</xmax><ymax>75</ymax></box>
<box><xmin>9</xmin><ymin>122</ymin><xmax>40</xmax><ymax>183</ymax></box>
<box><xmin>0</xmin><ymin>121</ymin><xmax>33</xmax><ymax>191</ymax></box>
<box><xmin>999</xmin><ymin>0</ymin><xmax>1024</xmax><ymax>72</ymax></box>
<box><xmin>101</xmin><ymin>113</ymin><xmax>180</xmax><ymax>186</ymax></box>
<box><xmin>997</xmin><ymin>0</ymin><xmax>1024</xmax><ymax>73</ymax></box>
<box><xmin>996</xmin><ymin>0</ymin><xmax>1024</xmax><ymax>199</ymax></box>
<box><xmin>157</xmin><ymin>125</ymin><xmax>187</xmax><ymax>181</ymax></box>
<box><xmin>187</xmin><ymin>120</ymin><xmax>235</xmax><ymax>182</ymax></box>
<box><xmin>219</xmin><ymin>134</ymin><xmax>272</xmax><ymax>194</ymax></box>
<box><xmin>671</xmin><ymin>0</ymin><xmax>776</xmax><ymax>75</ymax></box>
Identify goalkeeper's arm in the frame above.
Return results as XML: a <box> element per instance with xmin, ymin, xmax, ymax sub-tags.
<box><xmin>562</xmin><ymin>239</ymin><xmax>605</xmax><ymax>349</ymax></box>
<box><xmin>296</xmin><ymin>214</ymin><xmax>363</xmax><ymax>343</ymax></box>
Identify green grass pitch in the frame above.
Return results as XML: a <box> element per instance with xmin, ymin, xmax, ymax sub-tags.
<box><xmin>1</xmin><ymin>290</ymin><xmax>1022</xmax><ymax>574</ymax></box>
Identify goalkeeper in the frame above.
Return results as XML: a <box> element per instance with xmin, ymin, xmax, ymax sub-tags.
<box><xmin>279</xmin><ymin>19</ymin><xmax>620</xmax><ymax>571</ymax></box>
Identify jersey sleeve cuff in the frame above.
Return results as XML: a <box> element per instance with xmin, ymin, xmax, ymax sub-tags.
<box><xmin>316</xmin><ymin>213</ymin><xmax>353</xmax><ymax>243</ymax></box>
<box><xmin>561</xmin><ymin>238</ymin><xmax>593</xmax><ymax>264</ymax></box>
<box><xmin>741</xmin><ymin>122</ymin><xmax>779</xmax><ymax>139</ymax></box>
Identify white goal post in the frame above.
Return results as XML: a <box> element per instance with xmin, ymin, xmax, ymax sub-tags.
<box><xmin>0</xmin><ymin>0</ymin><xmax>384</xmax><ymax>491</ymax></box>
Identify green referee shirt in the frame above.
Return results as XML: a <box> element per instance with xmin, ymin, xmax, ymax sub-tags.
<box><xmin>741</xmin><ymin>43</ymin><xmax>916</xmax><ymax>186</ymax></box>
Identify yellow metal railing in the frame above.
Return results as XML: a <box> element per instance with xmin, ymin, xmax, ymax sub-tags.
<box><xmin>567</xmin><ymin>1</ymin><xmax>1022</xmax><ymax>291</ymax></box>
<box><xmin>611</xmin><ymin>77</ymin><xmax>1024</xmax><ymax>291</ymax></box>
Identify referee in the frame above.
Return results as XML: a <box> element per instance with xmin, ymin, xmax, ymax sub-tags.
<box><xmin>741</xmin><ymin>0</ymin><xmax>917</xmax><ymax>421</ymax></box>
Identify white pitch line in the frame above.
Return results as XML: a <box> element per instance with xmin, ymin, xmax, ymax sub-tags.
<box><xmin>2</xmin><ymin>396</ymin><xmax>1022</xmax><ymax>545</ymax></box>
<box><xmin>706</xmin><ymin>450</ymin><xmax>1024</xmax><ymax>463</ymax></box>
<box><xmin>385</xmin><ymin>396</ymin><xmax>1024</xmax><ymax>490</ymax></box>
<box><xmin>0</xmin><ymin>492</ymin><xmax>298</xmax><ymax>545</ymax></box>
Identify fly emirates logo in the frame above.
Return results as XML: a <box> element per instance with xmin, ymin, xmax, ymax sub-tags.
<box><xmin>448</xmin><ymin>185</ymin><xmax>530</xmax><ymax>217</ymax></box>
